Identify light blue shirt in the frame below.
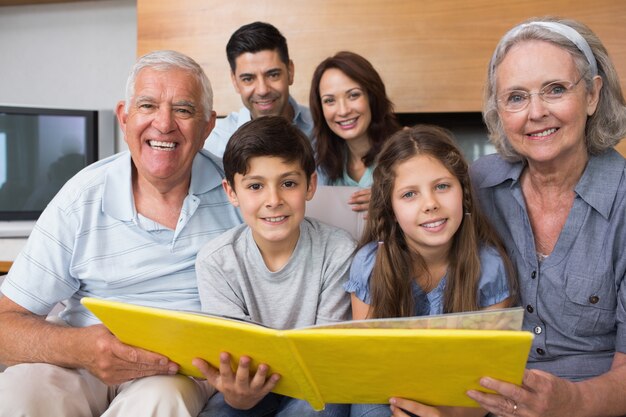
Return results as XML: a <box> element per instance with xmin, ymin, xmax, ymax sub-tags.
<box><xmin>318</xmin><ymin>164</ymin><xmax>374</xmax><ymax>187</ymax></box>
<box><xmin>471</xmin><ymin>150</ymin><xmax>626</xmax><ymax>381</ymax></box>
<box><xmin>345</xmin><ymin>241</ymin><xmax>510</xmax><ymax>315</ymax></box>
<box><xmin>204</xmin><ymin>96</ymin><xmax>314</xmax><ymax>157</ymax></box>
<box><xmin>1</xmin><ymin>150</ymin><xmax>242</xmax><ymax>327</ymax></box>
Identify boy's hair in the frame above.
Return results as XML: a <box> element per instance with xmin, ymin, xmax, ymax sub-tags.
<box><xmin>226</xmin><ymin>21</ymin><xmax>290</xmax><ymax>72</ymax></box>
<box><xmin>223</xmin><ymin>116</ymin><xmax>316</xmax><ymax>188</ymax></box>
<box><xmin>362</xmin><ymin>124</ymin><xmax>518</xmax><ymax>318</ymax></box>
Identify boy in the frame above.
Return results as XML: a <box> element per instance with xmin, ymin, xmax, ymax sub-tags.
<box><xmin>194</xmin><ymin>116</ymin><xmax>355</xmax><ymax>417</ymax></box>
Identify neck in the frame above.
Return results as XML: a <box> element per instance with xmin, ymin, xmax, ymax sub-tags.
<box><xmin>132</xmin><ymin>168</ymin><xmax>190</xmax><ymax>230</ymax></box>
<box><xmin>254</xmin><ymin>228</ymin><xmax>300</xmax><ymax>273</ymax></box>
<box><xmin>281</xmin><ymin>100</ymin><xmax>295</xmax><ymax>122</ymax></box>
<box><xmin>524</xmin><ymin>151</ymin><xmax>588</xmax><ymax>195</ymax></box>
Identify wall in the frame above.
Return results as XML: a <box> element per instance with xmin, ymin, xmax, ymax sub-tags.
<box><xmin>0</xmin><ymin>0</ymin><xmax>137</xmax><ymax>259</ymax></box>
<box><xmin>138</xmin><ymin>0</ymin><xmax>626</xmax><ymax>116</ymax></box>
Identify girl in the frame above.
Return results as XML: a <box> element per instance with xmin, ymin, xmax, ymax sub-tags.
<box><xmin>309</xmin><ymin>51</ymin><xmax>401</xmax><ymax>212</ymax></box>
<box><xmin>345</xmin><ymin>125</ymin><xmax>518</xmax><ymax>417</ymax></box>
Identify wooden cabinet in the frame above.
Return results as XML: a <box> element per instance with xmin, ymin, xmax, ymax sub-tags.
<box><xmin>138</xmin><ymin>0</ymin><xmax>626</xmax><ymax>116</ymax></box>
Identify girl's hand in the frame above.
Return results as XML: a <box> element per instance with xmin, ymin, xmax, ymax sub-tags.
<box><xmin>192</xmin><ymin>352</ymin><xmax>280</xmax><ymax>410</ymax></box>
<box><xmin>466</xmin><ymin>369</ymin><xmax>581</xmax><ymax>417</ymax></box>
<box><xmin>348</xmin><ymin>188</ymin><xmax>371</xmax><ymax>213</ymax></box>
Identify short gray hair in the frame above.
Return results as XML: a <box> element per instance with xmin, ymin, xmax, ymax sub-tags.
<box><xmin>124</xmin><ymin>50</ymin><xmax>214</xmax><ymax>120</ymax></box>
<box><xmin>484</xmin><ymin>17</ymin><xmax>626</xmax><ymax>162</ymax></box>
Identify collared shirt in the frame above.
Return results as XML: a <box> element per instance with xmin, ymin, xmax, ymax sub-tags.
<box><xmin>1</xmin><ymin>150</ymin><xmax>242</xmax><ymax>327</ymax></box>
<box><xmin>470</xmin><ymin>150</ymin><xmax>626</xmax><ymax>381</ymax></box>
<box><xmin>204</xmin><ymin>96</ymin><xmax>314</xmax><ymax>157</ymax></box>
<box><xmin>345</xmin><ymin>241</ymin><xmax>510</xmax><ymax>315</ymax></box>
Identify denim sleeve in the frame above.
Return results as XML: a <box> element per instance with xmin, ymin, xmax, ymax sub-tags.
<box><xmin>478</xmin><ymin>245</ymin><xmax>511</xmax><ymax>307</ymax></box>
<box><xmin>344</xmin><ymin>241</ymin><xmax>378</xmax><ymax>304</ymax></box>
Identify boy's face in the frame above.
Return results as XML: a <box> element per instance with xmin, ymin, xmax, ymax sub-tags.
<box><xmin>223</xmin><ymin>156</ymin><xmax>317</xmax><ymax>253</ymax></box>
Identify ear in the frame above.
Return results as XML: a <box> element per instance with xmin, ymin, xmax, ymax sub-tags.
<box><xmin>305</xmin><ymin>171</ymin><xmax>318</xmax><ymax>201</ymax></box>
<box><xmin>287</xmin><ymin>60</ymin><xmax>295</xmax><ymax>86</ymax></box>
<box><xmin>586</xmin><ymin>75</ymin><xmax>603</xmax><ymax>116</ymax></box>
<box><xmin>115</xmin><ymin>101</ymin><xmax>128</xmax><ymax>144</ymax></box>
<box><xmin>203</xmin><ymin>111</ymin><xmax>217</xmax><ymax>139</ymax></box>
<box><xmin>222</xmin><ymin>179</ymin><xmax>239</xmax><ymax>207</ymax></box>
<box><xmin>230</xmin><ymin>71</ymin><xmax>241</xmax><ymax>95</ymax></box>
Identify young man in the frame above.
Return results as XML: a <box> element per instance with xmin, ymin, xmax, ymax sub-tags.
<box><xmin>0</xmin><ymin>51</ymin><xmax>242</xmax><ymax>417</ymax></box>
<box><xmin>194</xmin><ymin>116</ymin><xmax>355</xmax><ymax>417</ymax></box>
<box><xmin>204</xmin><ymin>21</ymin><xmax>314</xmax><ymax>157</ymax></box>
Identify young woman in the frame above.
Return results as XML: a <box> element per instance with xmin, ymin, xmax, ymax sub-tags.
<box><xmin>310</xmin><ymin>51</ymin><xmax>401</xmax><ymax>212</ymax></box>
<box><xmin>346</xmin><ymin>125</ymin><xmax>518</xmax><ymax>417</ymax></box>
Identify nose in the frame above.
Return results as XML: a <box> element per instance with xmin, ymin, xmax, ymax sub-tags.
<box><xmin>256</xmin><ymin>78</ymin><xmax>270</xmax><ymax>96</ymax></box>
<box><xmin>336</xmin><ymin>99</ymin><xmax>349</xmax><ymax>116</ymax></box>
<box><xmin>152</xmin><ymin>106</ymin><xmax>176</xmax><ymax>133</ymax></box>
<box><xmin>265</xmin><ymin>186</ymin><xmax>283</xmax><ymax>208</ymax></box>
<box><xmin>527</xmin><ymin>93</ymin><xmax>549</xmax><ymax>120</ymax></box>
<box><xmin>422</xmin><ymin>192</ymin><xmax>439</xmax><ymax>213</ymax></box>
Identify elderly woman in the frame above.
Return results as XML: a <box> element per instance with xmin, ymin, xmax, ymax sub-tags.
<box><xmin>384</xmin><ymin>17</ymin><xmax>626</xmax><ymax>417</ymax></box>
<box><xmin>463</xmin><ymin>17</ymin><xmax>626</xmax><ymax>417</ymax></box>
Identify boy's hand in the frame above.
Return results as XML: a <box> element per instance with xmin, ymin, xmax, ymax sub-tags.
<box><xmin>192</xmin><ymin>352</ymin><xmax>280</xmax><ymax>410</ymax></box>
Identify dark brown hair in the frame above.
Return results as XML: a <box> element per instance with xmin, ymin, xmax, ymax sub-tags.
<box><xmin>363</xmin><ymin>125</ymin><xmax>518</xmax><ymax>318</ymax></box>
<box><xmin>309</xmin><ymin>51</ymin><xmax>401</xmax><ymax>182</ymax></box>
<box><xmin>223</xmin><ymin>116</ymin><xmax>316</xmax><ymax>188</ymax></box>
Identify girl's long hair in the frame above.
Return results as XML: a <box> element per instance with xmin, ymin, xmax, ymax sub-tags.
<box><xmin>362</xmin><ymin>125</ymin><xmax>517</xmax><ymax>318</ymax></box>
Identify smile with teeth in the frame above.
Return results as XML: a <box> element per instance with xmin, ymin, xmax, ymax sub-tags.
<box><xmin>148</xmin><ymin>140</ymin><xmax>176</xmax><ymax>150</ymax></box>
<box><xmin>264</xmin><ymin>216</ymin><xmax>286</xmax><ymax>223</ymax></box>
<box><xmin>337</xmin><ymin>118</ymin><xmax>357</xmax><ymax>126</ymax></box>
<box><xmin>528</xmin><ymin>128</ymin><xmax>557</xmax><ymax>138</ymax></box>
<box><xmin>421</xmin><ymin>219</ymin><xmax>446</xmax><ymax>228</ymax></box>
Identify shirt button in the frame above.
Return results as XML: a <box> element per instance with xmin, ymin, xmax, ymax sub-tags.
<box><xmin>531</xmin><ymin>270</ymin><xmax>537</xmax><ymax>279</ymax></box>
<box><xmin>526</xmin><ymin>304</ymin><xmax>534</xmax><ymax>313</ymax></box>
<box><xmin>589</xmin><ymin>295</ymin><xmax>600</xmax><ymax>304</ymax></box>
<box><xmin>536</xmin><ymin>348</ymin><xmax>545</xmax><ymax>355</ymax></box>
<box><xmin>534</xmin><ymin>326</ymin><xmax>542</xmax><ymax>334</ymax></box>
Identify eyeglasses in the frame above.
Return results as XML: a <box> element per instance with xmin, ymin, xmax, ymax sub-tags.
<box><xmin>496</xmin><ymin>72</ymin><xmax>587</xmax><ymax>113</ymax></box>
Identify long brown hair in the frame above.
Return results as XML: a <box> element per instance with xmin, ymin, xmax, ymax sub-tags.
<box><xmin>363</xmin><ymin>125</ymin><xmax>517</xmax><ymax>318</ymax></box>
<box><xmin>309</xmin><ymin>51</ymin><xmax>401</xmax><ymax>182</ymax></box>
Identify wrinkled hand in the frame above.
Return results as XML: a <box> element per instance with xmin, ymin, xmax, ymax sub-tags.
<box><xmin>467</xmin><ymin>369</ymin><xmax>581</xmax><ymax>417</ymax></box>
<box><xmin>390</xmin><ymin>397</ymin><xmax>443</xmax><ymax>417</ymax></box>
<box><xmin>348</xmin><ymin>188</ymin><xmax>371</xmax><ymax>214</ymax></box>
<box><xmin>80</xmin><ymin>324</ymin><xmax>178</xmax><ymax>385</ymax></box>
<box><xmin>193</xmin><ymin>352</ymin><xmax>280</xmax><ymax>410</ymax></box>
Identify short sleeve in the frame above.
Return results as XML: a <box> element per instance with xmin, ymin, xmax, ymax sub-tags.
<box><xmin>344</xmin><ymin>242</ymin><xmax>378</xmax><ymax>304</ymax></box>
<box><xmin>477</xmin><ymin>245</ymin><xmax>511</xmax><ymax>307</ymax></box>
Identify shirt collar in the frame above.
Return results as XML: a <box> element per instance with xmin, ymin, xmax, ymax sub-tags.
<box><xmin>575</xmin><ymin>149</ymin><xmax>625</xmax><ymax>219</ymax></box>
<box><xmin>103</xmin><ymin>150</ymin><xmax>224</xmax><ymax>221</ymax></box>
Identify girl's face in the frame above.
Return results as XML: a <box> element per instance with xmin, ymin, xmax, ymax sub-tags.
<box><xmin>495</xmin><ymin>40</ymin><xmax>600</xmax><ymax>165</ymax></box>
<box><xmin>391</xmin><ymin>154</ymin><xmax>463</xmax><ymax>260</ymax></box>
<box><xmin>319</xmin><ymin>68</ymin><xmax>372</xmax><ymax>145</ymax></box>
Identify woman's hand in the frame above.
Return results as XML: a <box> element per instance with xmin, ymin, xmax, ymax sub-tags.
<box><xmin>349</xmin><ymin>188</ymin><xmax>371</xmax><ymax>214</ymax></box>
<box><xmin>466</xmin><ymin>369</ymin><xmax>582</xmax><ymax>417</ymax></box>
<box><xmin>192</xmin><ymin>352</ymin><xmax>280</xmax><ymax>410</ymax></box>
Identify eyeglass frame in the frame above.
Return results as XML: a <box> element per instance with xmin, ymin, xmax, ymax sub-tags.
<box><xmin>496</xmin><ymin>71</ymin><xmax>588</xmax><ymax>113</ymax></box>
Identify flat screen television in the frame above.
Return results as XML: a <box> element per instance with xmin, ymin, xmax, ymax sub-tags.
<box><xmin>0</xmin><ymin>106</ymin><xmax>100</xmax><ymax>223</ymax></box>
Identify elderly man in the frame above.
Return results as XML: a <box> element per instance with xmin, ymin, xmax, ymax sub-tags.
<box><xmin>0</xmin><ymin>50</ymin><xmax>241</xmax><ymax>416</ymax></box>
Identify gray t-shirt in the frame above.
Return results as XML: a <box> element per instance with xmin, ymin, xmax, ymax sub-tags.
<box><xmin>196</xmin><ymin>217</ymin><xmax>356</xmax><ymax>330</ymax></box>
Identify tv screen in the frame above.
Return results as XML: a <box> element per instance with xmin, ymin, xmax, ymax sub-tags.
<box><xmin>0</xmin><ymin>106</ymin><xmax>98</xmax><ymax>221</ymax></box>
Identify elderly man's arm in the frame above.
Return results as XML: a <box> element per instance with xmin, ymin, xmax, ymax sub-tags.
<box><xmin>0</xmin><ymin>296</ymin><xmax>178</xmax><ymax>385</ymax></box>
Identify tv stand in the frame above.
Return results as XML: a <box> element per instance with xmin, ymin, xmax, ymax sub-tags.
<box><xmin>0</xmin><ymin>220</ymin><xmax>34</xmax><ymax>238</ymax></box>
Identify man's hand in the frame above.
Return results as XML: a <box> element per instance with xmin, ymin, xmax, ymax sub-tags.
<box><xmin>78</xmin><ymin>324</ymin><xmax>178</xmax><ymax>385</ymax></box>
<box><xmin>193</xmin><ymin>352</ymin><xmax>280</xmax><ymax>410</ymax></box>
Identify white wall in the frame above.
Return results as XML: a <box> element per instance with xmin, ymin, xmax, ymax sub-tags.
<box><xmin>0</xmin><ymin>0</ymin><xmax>137</xmax><ymax>259</ymax></box>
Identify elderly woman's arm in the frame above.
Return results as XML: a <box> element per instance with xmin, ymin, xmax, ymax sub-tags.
<box><xmin>467</xmin><ymin>352</ymin><xmax>626</xmax><ymax>417</ymax></box>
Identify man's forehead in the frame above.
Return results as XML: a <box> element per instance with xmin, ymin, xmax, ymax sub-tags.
<box><xmin>234</xmin><ymin>50</ymin><xmax>288</xmax><ymax>74</ymax></box>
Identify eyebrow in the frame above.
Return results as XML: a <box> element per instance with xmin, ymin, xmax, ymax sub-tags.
<box><xmin>242</xmin><ymin>170</ymin><xmax>304</xmax><ymax>181</ymax></box>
